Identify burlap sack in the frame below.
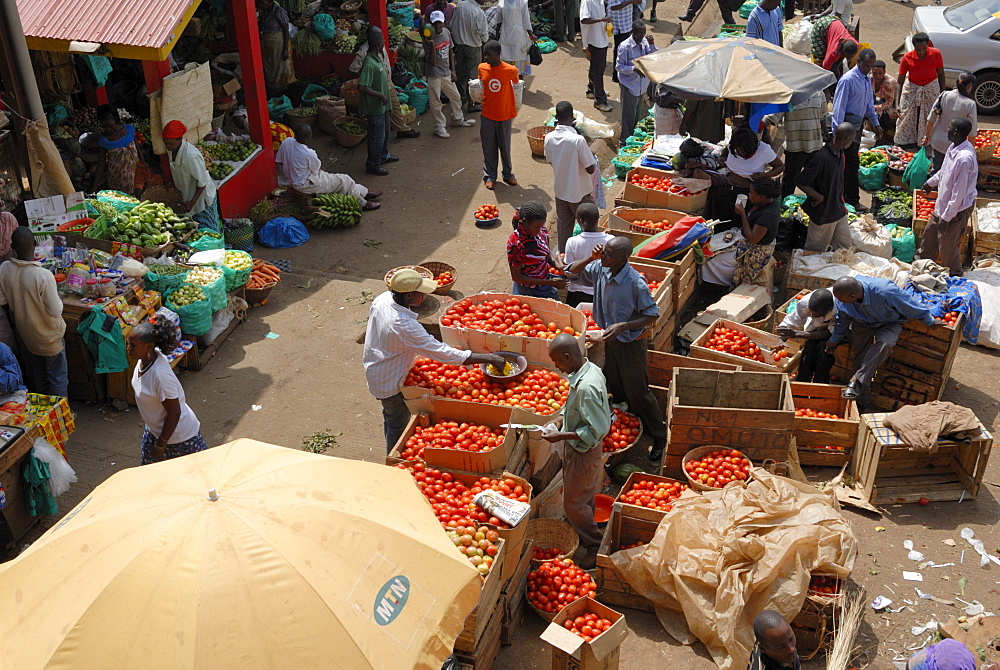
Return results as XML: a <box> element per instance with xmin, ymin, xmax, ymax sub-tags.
<box><xmin>315</xmin><ymin>96</ymin><xmax>347</xmax><ymax>135</ymax></box>
<box><xmin>24</xmin><ymin>119</ymin><xmax>74</xmax><ymax>197</ymax></box>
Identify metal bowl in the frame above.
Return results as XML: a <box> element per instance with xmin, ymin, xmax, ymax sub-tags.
<box><xmin>479</xmin><ymin>352</ymin><xmax>528</xmax><ymax>382</ymax></box>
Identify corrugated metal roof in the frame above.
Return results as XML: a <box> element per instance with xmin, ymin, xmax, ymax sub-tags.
<box><xmin>16</xmin><ymin>0</ymin><xmax>198</xmax><ymax>49</ymax></box>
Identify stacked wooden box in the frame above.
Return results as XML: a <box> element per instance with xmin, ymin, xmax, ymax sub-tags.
<box><xmin>661</xmin><ymin>368</ymin><xmax>796</xmax><ymax>476</ymax></box>
<box><xmin>595</xmin><ymin>503</ymin><xmax>658</xmax><ymax>612</ymax></box>
<box><xmin>647</xmin><ymin>350</ymin><xmax>741</xmax><ymax>415</ymax></box>
<box><xmin>851</xmin><ymin>413</ymin><xmax>993</xmax><ymax>504</ymax></box>
<box><xmin>500</xmin><ymin>538</ymin><xmax>535</xmax><ymax>646</ymax></box>
<box><xmin>970</xmin><ymin>197</ymin><xmax>1000</xmax><ymax>257</ymax></box>
<box><xmin>789</xmin><ymin>382</ymin><xmax>860</xmax><ymax>467</ymax></box>
<box><xmin>869</xmin><ymin>317</ymin><xmax>963</xmax><ymax>411</ymax></box>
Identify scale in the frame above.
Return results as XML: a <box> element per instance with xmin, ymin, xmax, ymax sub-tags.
<box><xmin>0</xmin><ymin>426</ymin><xmax>26</xmax><ymax>456</ymax></box>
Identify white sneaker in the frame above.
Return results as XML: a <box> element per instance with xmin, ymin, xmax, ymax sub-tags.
<box><xmin>434</xmin><ymin>128</ymin><xmax>451</xmax><ymax>138</ymax></box>
<box><xmin>451</xmin><ymin>118</ymin><xmax>476</xmax><ymax>127</ymax></box>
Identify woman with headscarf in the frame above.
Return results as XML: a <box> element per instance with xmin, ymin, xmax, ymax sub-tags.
<box><xmin>810</xmin><ymin>16</ymin><xmax>857</xmax><ymax>79</ymax></box>
<box><xmin>498</xmin><ymin>0</ymin><xmax>535</xmax><ymax>77</ymax></box>
<box><xmin>923</xmin><ymin>72</ymin><xmax>977</xmax><ymax>172</ymax></box>
<box><xmin>895</xmin><ymin>33</ymin><xmax>946</xmax><ymax>146</ymax></box>
<box><xmin>906</xmin><ymin>639</ymin><xmax>975</xmax><ymax>670</ymax></box>
<box><xmin>702</xmin><ymin>175</ymin><xmax>782</xmax><ymax>288</ymax></box>
<box><xmin>161</xmin><ymin>121</ymin><xmax>220</xmax><ymax>232</ymax></box>
<box><xmin>506</xmin><ymin>201</ymin><xmax>567</xmax><ymax>299</ymax></box>
<box><xmin>870</xmin><ymin>60</ymin><xmax>899</xmax><ymax>138</ymax></box>
<box><xmin>89</xmin><ymin>105</ymin><xmax>139</xmax><ymax>195</ymax></box>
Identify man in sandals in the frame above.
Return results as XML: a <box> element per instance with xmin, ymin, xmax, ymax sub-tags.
<box><xmin>826</xmin><ymin>276</ymin><xmax>934</xmax><ymax>407</ymax></box>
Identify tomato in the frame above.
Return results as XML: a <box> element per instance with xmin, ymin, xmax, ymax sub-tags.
<box><xmin>794</xmin><ymin>407</ymin><xmax>842</xmax><ymax>420</ymax></box>
<box><xmin>442</xmin><ymin>297</ymin><xmax>579</xmax><ymax>339</ymax></box>
<box><xmin>527</xmin><ymin>558</ymin><xmax>598</xmax><ymax>615</ymax></box>
<box><xmin>807</xmin><ymin>575</ymin><xmax>841</xmax><ymax>598</ymax></box>
<box><xmin>474</xmin><ymin>204</ymin><xmax>500</xmax><ymax>220</ymax></box>
<box><xmin>918</xmin><ymin>497</ymin><xmax>930</xmax><ymax>506</ymax></box>
<box><xmin>702</xmin><ymin>326</ymin><xmax>788</xmax><ymax>366</ymax></box>
<box><xmin>447</xmin><ymin>525</ymin><xmax>500</xmax><ymax>576</ymax></box>
<box><xmin>601</xmin><ymin>408</ymin><xmax>642</xmax><ymax>453</ymax></box>
<box><xmin>399</xmin><ymin>421</ymin><xmax>507</xmax><ymax>460</ymax></box>
<box><xmin>618</xmin><ymin>477</ymin><xmax>687</xmax><ymax>511</ymax></box>
<box><xmin>396</xmin><ymin>464</ymin><xmax>529</xmax><ymax>529</ymax></box>
<box><xmin>685</xmin><ymin>449</ymin><xmax>751</xmax><ymax>489</ymax></box>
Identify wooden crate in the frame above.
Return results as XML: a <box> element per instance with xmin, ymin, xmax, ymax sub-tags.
<box><xmin>614</xmin><ymin>472</ymin><xmax>689</xmax><ymax>522</ymax></box>
<box><xmin>622</xmin><ymin>166</ymin><xmax>708</xmax><ymax>212</ymax></box>
<box><xmin>500</xmin><ymin>538</ymin><xmax>534</xmax><ymax>646</ymax></box>
<box><xmin>650</xmin><ymin>312</ymin><xmax>677</xmax><ymax>353</ymax></box>
<box><xmin>970</xmin><ymin>197</ymin><xmax>1000</xmax><ymax>256</ymax></box>
<box><xmin>647</xmin><ymin>350</ymin><xmax>741</xmax><ymax>414</ymax></box>
<box><xmin>791</xmin><ymin>604</ymin><xmax>831</xmax><ymax>661</ymax></box>
<box><xmin>790</xmin><ymin>382</ymin><xmax>859</xmax><ymax>467</ymax></box>
<box><xmin>606</xmin><ymin>206</ymin><xmax>690</xmax><ymax>234</ymax></box>
<box><xmin>454</xmin><ymin>536</ymin><xmax>507</xmax><ymax>654</ymax></box>
<box><xmin>690</xmin><ymin>318</ymin><xmax>802</xmax><ymax>374</ymax></box>
<box><xmin>630</xmin><ymin>261</ymin><xmax>675</xmax><ymax>337</ymax></box>
<box><xmin>628</xmin><ymin>248</ymin><xmax>697</xmax><ymax>315</ymax></box>
<box><xmin>454</xmin><ymin>601</ymin><xmax>505</xmax><ymax>669</ymax></box>
<box><xmin>772</xmin><ymin>289</ymin><xmax>810</xmax><ymax>334</ymax></box>
<box><xmin>595</xmin><ymin>503</ymin><xmax>657</xmax><ymax>612</ymax></box>
<box><xmin>851</xmin><ymin>413</ymin><xmax>993</xmax><ymax>505</ymax></box>
<box><xmin>662</xmin><ymin>368</ymin><xmax>795</xmax><ymax>475</ymax></box>
<box><xmin>870</xmin><ymin>317</ymin><xmax>963</xmax><ymax>411</ymax></box>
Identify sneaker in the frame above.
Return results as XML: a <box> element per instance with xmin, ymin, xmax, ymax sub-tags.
<box><xmin>594</xmin><ymin>101</ymin><xmax>612</xmax><ymax>112</ymax></box>
<box><xmin>586</xmin><ymin>91</ymin><xmax>595</xmax><ymax>99</ymax></box>
<box><xmin>434</xmin><ymin>128</ymin><xmax>451</xmax><ymax>138</ymax></box>
<box><xmin>451</xmin><ymin>118</ymin><xmax>476</xmax><ymax>127</ymax></box>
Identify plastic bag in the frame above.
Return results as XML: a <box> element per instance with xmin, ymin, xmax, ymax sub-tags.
<box><xmin>784</xmin><ymin>19</ymin><xmax>812</xmax><ymax>55</ymax></box>
<box><xmin>903</xmin><ymin>146</ymin><xmax>931</xmax><ymax>191</ymax></box>
<box><xmin>405</xmin><ymin>80</ymin><xmax>429</xmax><ymax>115</ymax></box>
<box><xmin>258</xmin><ymin>217</ymin><xmax>310</xmax><ymax>248</ymax></box>
<box><xmin>849</xmin><ymin>214</ymin><xmax>893</xmax><ymax>258</ymax></box>
<box><xmin>468</xmin><ymin>79</ymin><xmax>483</xmax><ymax>104</ymax></box>
<box><xmin>311</xmin><ymin>13</ymin><xmax>336</xmax><ymax>39</ymax></box>
<box><xmin>143</xmin><ymin>269</ymin><xmax>187</xmax><ymax>293</ymax></box>
<box><xmin>884</xmin><ymin>224</ymin><xmax>916</xmax><ymax>263</ymax></box>
<box><xmin>187</xmin><ymin>249</ymin><xmax>226</xmax><ymax>266</ymax></box>
<box><xmin>189</xmin><ymin>232</ymin><xmax>225</xmax><ymax>252</ymax></box>
<box><xmin>857</xmin><ymin>160</ymin><xmax>887</xmax><ymax>191</ymax></box>
<box><xmin>268</xmin><ymin>95</ymin><xmax>292</xmax><ymax>121</ymax></box>
<box><xmin>165</xmin><ymin>285</ymin><xmax>213</xmax><ymax>336</ymax></box>
<box><xmin>203</xmin><ymin>307</ymin><xmax>234</xmax><ymax>345</ymax></box>
<box><xmin>32</xmin><ymin>437</ymin><xmax>77</xmax><ymax>498</ymax></box>
<box><xmin>202</xmin><ymin>274</ymin><xmax>228</xmax><ymax>312</ymax></box>
<box><xmin>301</xmin><ymin>84</ymin><xmax>329</xmax><ymax>105</ymax></box>
<box><xmin>739</xmin><ymin>0</ymin><xmax>758</xmax><ymax>18</ymax></box>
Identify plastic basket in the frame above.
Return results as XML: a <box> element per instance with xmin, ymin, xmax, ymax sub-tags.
<box><xmin>681</xmin><ymin>446</ymin><xmax>753</xmax><ymax>492</ymax></box>
<box><xmin>527</xmin><ymin>126</ymin><xmax>554</xmax><ymax>157</ymax></box>
<box><xmin>525</xmin><ymin>518</ymin><xmax>579</xmax><ymax>567</ymax></box>
<box><xmin>421</xmin><ymin>261</ymin><xmax>457</xmax><ymax>295</ymax></box>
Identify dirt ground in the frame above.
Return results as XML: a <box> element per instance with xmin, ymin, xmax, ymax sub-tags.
<box><xmin>22</xmin><ymin>0</ymin><xmax>1000</xmax><ymax>666</ymax></box>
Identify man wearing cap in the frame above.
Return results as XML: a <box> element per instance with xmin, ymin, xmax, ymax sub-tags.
<box><xmin>363</xmin><ymin>269</ymin><xmax>507</xmax><ymax>452</ymax></box>
<box><xmin>274</xmin><ymin>125</ymin><xmax>382</xmax><ymax>210</ymax></box>
<box><xmin>161</xmin><ymin>121</ymin><xmax>220</xmax><ymax>231</ymax></box>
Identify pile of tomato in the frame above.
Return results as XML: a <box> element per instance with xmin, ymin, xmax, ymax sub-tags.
<box><xmin>448</xmin><ymin>525</ymin><xmax>500</xmax><ymax>577</ymax></box>
<box><xmin>703</xmin><ymin>327</ymin><xmax>768</xmax><ymax>363</ymax></box>
<box><xmin>937</xmin><ymin>311</ymin><xmax>960</xmax><ymax>327</ymax></box>
<box><xmin>627</xmin><ymin>172</ymin><xmax>694</xmax><ymax>195</ymax></box>
<box><xmin>637</xmin><ymin>271</ymin><xmax>661</xmax><ymax>292</ymax></box>
<box><xmin>527</xmin><ymin>558</ymin><xmax>597</xmax><ymax>614</ymax></box>
<box><xmin>808</xmin><ymin>575</ymin><xmax>840</xmax><ymax>597</ymax></box>
<box><xmin>915</xmin><ymin>193</ymin><xmax>936</xmax><ymax>220</ymax></box>
<box><xmin>475</xmin><ymin>204</ymin><xmax>500</xmax><ymax>221</ymax></box>
<box><xmin>618</xmin><ymin>477</ymin><xmax>687</xmax><ymax>512</ymax></box>
<box><xmin>619</xmin><ymin>541</ymin><xmax>645</xmax><ymax>550</ymax></box>
<box><xmin>442</xmin><ymin>297</ymin><xmax>578</xmax><ymax>340</ymax></box>
<box><xmin>578</xmin><ymin>309</ymin><xmax>600</xmax><ymax>330</ymax></box>
<box><xmin>562</xmin><ymin>611</ymin><xmax>617</xmax><ymax>642</ymax></box>
<box><xmin>405</xmin><ymin>359</ymin><xmax>569</xmax><ymax>414</ymax></box>
<box><xmin>532</xmin><ymin>546</ymin><xmax>565</xmax><ymax>562</ymax></box>
<box><xmin>433</xmin><ymin>270</ymin><xmax>454</xmax><ymax>286</ymax></box>
<box><xmin>795</xmin><ymin>407</ymin><xmax>842</xmax><ymax>419</ymax></box>
<box><xmin>684</xmin><ymin>449</ymin><xmax>751</xmax><ymax>489</ymax></box>
<box><xmin>399</xmin><ymin>421</ymin><xmax>506</xmax><ymax>460</ymax></box>
<box><xmin>631</xmin><ymin>218</ymin><xmax>674</xmax><ymax>232</ymax></box>
<box><xmin>974</xmin><ymin>131</ymin><xmax>996</xmax><ymax>150</ymax></box>
<box><xmin>398</xmin><ymin>462</ymin><xmax>529</xmax><ymax>529</ymax></box>
<box><xmin>602</xmin><ymin>408</ymin><xmax>641</xmax><ymax>453</ymax></box>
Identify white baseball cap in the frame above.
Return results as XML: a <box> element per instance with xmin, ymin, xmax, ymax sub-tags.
<box><xmin>429</xmin><ymin>10</ymin><xmax>445</xmax><ymax>23</ymax></box>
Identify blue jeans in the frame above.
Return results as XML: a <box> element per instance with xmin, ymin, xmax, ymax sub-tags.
<box><xmin>22</xmin><ymin>343</ymin><xmax>68</xmax><ymax>398</ymax></box>
<box><xmin>512</xmin><ymin>282</ymin><xmax>559</xmax><ymax>300</ymax></box>
<box><xmin>365</xmin><ymin>111</ymin><xmax>391</xmax><ymax>170</ymax></box>
<box><xmin>380</xmin><ymin>392</ymin><xmax>411</xmax><ymax>453</ymax></box>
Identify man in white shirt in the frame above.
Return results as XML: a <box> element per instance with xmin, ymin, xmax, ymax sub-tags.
<box><xmin>917</xmin><ymin>117</ymin><xmax>978</xmax><ymax>276</ymax></box>
<box><xmin>450</xmin><ymin>0</ymin><xmax>489</xmax><ymax>112</ymax></box>
<box><xmin>163</xmin><ymin>120</ymin><xmax>220</xmax><ymax>231</ymax></box>
<box><xmin>0</xmin><ymin>228</ymin><xmax>67</xmax><ymax>396</ymax></box>
<box><xmin>776</xmin><ymin>288</ymin><xmax>836</xmax><ymax>383</ymax></box>
<box><xmin>580</xmin><ymin>0</ymin><xmax>613</xmax><ymax>113</ymax></box>
<box><xmin>363</xmin><ymin>269</ymin><xmax>506</xmax><ymax>452</ymax></box>
<box><xmin>274</xmin><ymin>125</ymin><xmax>382</xmax><ymax>211</ymax></box>
<box><xmin>544</xmin><ymin>101</ymin><xmax>598</xmax><ymax>254</ymax></box>
<box><xmin>564</xmin><ymin>203</ymin><xmax>613</xmax><ymax>307</ymax></box>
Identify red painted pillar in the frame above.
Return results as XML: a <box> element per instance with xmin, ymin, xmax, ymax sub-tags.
<box><xmin>231</xmin><ymin>0</ymin><xmax>276</xmax><ymax>176</ymax></box>
<box><xmin>142</xmin><ymin>59</ymin><xmax>172</xmax><ymax>175</ymax></box>
<box><xmin>83</xmin><ymin>86</ymin><xmax>109</xmax><ymax>107</ymax></box>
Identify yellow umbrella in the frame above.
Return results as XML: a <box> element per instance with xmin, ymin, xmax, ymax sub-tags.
<box><xmin>0</xmin><ymin>440</ymin><xmax>482</xmax><ymax>670</ymax></box>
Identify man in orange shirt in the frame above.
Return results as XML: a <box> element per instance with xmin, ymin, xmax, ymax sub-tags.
<box><xmin>478</xmin><ymin>40</ymin><xmax>520</xmax><ymax>190</ymax></box>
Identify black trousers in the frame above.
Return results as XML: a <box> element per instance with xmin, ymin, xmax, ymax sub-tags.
<box><xmin>611</xmin><ymin>32</ymin><xmax>628</xmax><ymax>83</ymax></box>
<box><xmin>604</xmin><ymin>337</ymin><xmax>666</xmax><ymax>441</ymax></box>
<box><xmin>566</xmin><ymin>290</ymin><xmax>592</xmax><ymax>307</ymax></box>
<box><xmin>781</xmin><ymin>150</ymin><xmax>815</xmax><ymax>199</ymax></box>
<box><xmin>685</xmin><ymin>0</ymin><xmax>735</xmax><ymax>23</ymax></box>
<box><xmin>585</xmin><ymin>45</ymin><xmax>608</xmax><ymax>104</ymax></box>
<box><xmin>843</xmin><ymin>140</ymin><xmax>861</xmax><ymax>208</ymax></box>
<box><xmin>795</xmin><ymin>337</ymin><xmax>835</xmax><ymax>384</ymax></box>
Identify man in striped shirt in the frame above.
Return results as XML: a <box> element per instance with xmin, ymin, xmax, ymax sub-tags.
<box><xmin>363</xmin><ymin>269</ymin><xmax>506</xmax><ymax>452</ymax></box>
<box><xmin>745</xmin><ymin>0</ymin><xmax>783</xmax><ymax>46</ymax></box>
<box><xmin>764</xmin><ymin>91</ymin><xmax>828</xmax><ymax>197</ymax></box>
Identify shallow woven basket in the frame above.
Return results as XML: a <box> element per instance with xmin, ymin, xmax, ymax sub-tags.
<box><xmin>525</xmin><ymin>518</ymin><xmax>578</xmax><ymax>567</ymax></box>
<box><xmin>421</xmin><ymin>261</ymin><xmax>457</xmax><ymax>295</ymax></box>
<box><xmin>527</xmin><ymin>599</ymin><xmax>560</xmax><ymax>623</ymax></box>
<box><xmin>601</xmin><ymin>413</ymin><xmax>643</xmax><ymax>468</ymax></box>
<box><xmin>742</xmin><ymin>304</ymin><xmax>773</xmax><ymax>332</ymax></box>
<box><xmin>976</xmin><ymin>140</ymin><xmax>998</xmax><ymax>162</ymax></box>
<box><xmin>681</xmin><ymin>445</ymin><xmax>752</xmax><ymax>492</ymax></box>
<box><xmin>527</xmin><ymin>126</ymin><xmax>554</xmax><ymax>157</ymax></box>
<box><xmin>384</xmin><ymin>265</ymin><xmax>432</xmax><ymax>287</ymax></box>
<box><xmin>334</xmin><ymin>117</ymin><xmax>367</xmax><ymax>148</ymax></box>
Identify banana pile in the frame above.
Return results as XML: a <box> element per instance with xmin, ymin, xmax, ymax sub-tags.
<box><xmin>306</xmin><ymin>193</ymin><xmax>363</xmax><ymax>229</ymax></box>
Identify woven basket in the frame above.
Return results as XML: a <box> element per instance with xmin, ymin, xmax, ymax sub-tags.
<box><xmin>141</xmin><ymin>185</ymin><xmax>186</xmax><ymax>211</ymax></box>
<box><xmin>420</xmin><ymin>261</ymin><xmax>457</xmax><ymax>295</ymax></box>
<box><xmin>602</xmin><ymin>413</ymin><xmax>643</xmax><ymax>468</ymax></box>
<box><xmin>528</xmin><ymin>599</ymin><xmax>559</xmax><ymax>623</ymax></box>
<box><xmin>976</xmin><ymin>138</ymin><xmax>998</xmax><ymax>161</ymax></box>
<box><xmin>246</xmin><ymin>281</ymin><xmax>277</xmax><ymax>306</ymax></box>
<box><xmin>527</xmin><ymin>126</ymin><xmax>554</xmax><ymax>157</ymax></box>
<box><xmin>338</xmin><ymin>0</ymin><xmax>362</xmax><ymax>17</ymax></box>
<box><xmin>384</xmin><ymin>265</ymin><xmax>432</xmax><ymax>287</ymax></box>
<box><xmin>743</xmin><ymin>304</ymin><xmax>773</xmax><ymax>332</ymax></box>
<box><xmin>525</xmin><ymin>518</ymin><xmax>578</xmax><ymax>567</ymax></box>
<box><xmin>681</xmin><ymin>446</ymin><xmax>752</xmax><ymax>492</ymax></box>
<box><xmin>334</xmin><ymin>117</ymin><xmax>367</xmax><ymax>148</ymax></box>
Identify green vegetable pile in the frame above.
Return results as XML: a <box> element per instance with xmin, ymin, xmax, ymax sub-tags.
<box><xmin>293</xmin><ymin>29</ymin><xmax>322</xmax><ymax>57</ymax></box>
<box><xmin>333</xmin><ymin>34</ymin><xmax>358</xmax><ymax>53</ymax></box>
<box><xmin>874</xmin><ymin>188</ymin><xmax>913</xmax><ymax>207</ymax></box>
<box><xmin>285</xmin><ymin>107</ymin><xmax>319</xmax><ymax>118</ymax></box>
<box><xmin>170</xmin><ymin>285</ymin><xmax>207</xmax><ymax>306</ymax></box>
<box><xmin>209</xmin><ymin>163</ymin><xmax>234</xmax><ymax>180</ymax></box>
<box><xmin>878</xmin><ymin>200</ymin><xmax>910</xmax><ymax>220</ymax></box>
<box><xmin>335</xmin><ymin>117</ymin><xmax>365</xmax><ymax>135</ymax></box>
<box><xmin>107</xmin><ymin>201</ymin><xmax>196</xmax><ymax>247</ymax></box>
<box><xmin>190</xmin><ymin>230</ymin><xmax>223</xmax><ymax>242</ymax></box>
<box><xmin>306</xmin><ymin>193</ymin><xmax>362</xmax><ymax>229</ymax></box>
<box><xmin>86</xmin><ymin>198</ymin><xmax>120</xmax><ymax>221</ymax></box>
<box><xmin>146</xmin><ymin>263</ymin><xmax>188</xmax><ymax>276</ymax></box>
<box><xmin>859</xmin><ymin>151</ymin><xmax>887</xmax><ymax>168</ymax></box>
<box><xmin>199</xmin><ymin>138</ymin><xmax>256</xmax><ymax>162</ymax></box>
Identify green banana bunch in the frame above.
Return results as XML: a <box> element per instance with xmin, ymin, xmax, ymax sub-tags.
<box><xmin>307</xmin><ymin>193</ymin><xmax>363</xmax><ymax>229</ymax></box>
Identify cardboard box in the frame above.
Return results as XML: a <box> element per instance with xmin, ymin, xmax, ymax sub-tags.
<box><xmin>24</xmin><ymin>192</ymin><xmax>86</xmax><ymax>234</ymax></box>
<box><xmin>440</xmin><ymin>293</ymin><xmax>587</xmax><ymax>368</ymax></box>
<box><xmin>622</xmin><ymin>166</ymin><xmax>676</xmax><ymax>208</ymax></box>
<box><xmin>385</xmin><ymin>397</ymin><xmax>527</xmax><ymax>474</ymax></box>
<box><xmin>690</xmin><ymin>318</ymin><xmax>802</xmax><ymax>374</ymax></box>
<box><xmin>540</xmin><ymin>597</ymin><xmax>629</xmax><ymax>670</ymax></box>
<box><xmin>607</xmin><ymin>207</ymin><xmax>690</xmax><ymax>234</ymax></box>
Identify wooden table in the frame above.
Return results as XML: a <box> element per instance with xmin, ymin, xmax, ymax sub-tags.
<box><xmin>0</xmin><ymin>426</ymin><xmax>43</xmax><ymax>560</ymax></box>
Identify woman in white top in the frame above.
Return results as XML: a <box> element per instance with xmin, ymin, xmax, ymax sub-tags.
<box><xmin>127</xmin><ymin>320</ymin><xmax>208</xmax><ymax>465</ymax></box>
<box><xmin>707</xmin><ymin>126</ymin><xmax>784</xmax><ymax>221</ymax></box>
<box><xmin>922</xmin><ymin>72</ymin><xmax>978</xmax><ymax>173</ymax></box>
<box><xmin>498</xmin><ymin>0</ymin><xmax>535</xmax><ymax>76</ymax></box>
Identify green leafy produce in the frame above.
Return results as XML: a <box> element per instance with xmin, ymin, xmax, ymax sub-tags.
<box><xmin>878</xmin><ymin>200</ymin><xmax>910</xmax><ymax>220</ymax></box>
<box><xmin>145</xmin><ymin>263</ymin><xmax>188</xmax><ymax>276</ymax></box>
<box><xmin>335</xmin><ymin>118</ymin><xmax>365</xmax><ymax>135</ymax></box>
<box><xmin>285</xmin><ymin>106</ymin><xmax>319</xmax><ymax>118</ymax></box>
<box><xmin>86</xmin><ymin>198</ymin><xmax>119</xmax><ymax>221</ymax></box>
<box><xmin>307</xmin><ymin>193</ymin><xmax>363</xmax><ymax>229</ymax></box>
<box><xmin>293</xmin><ymin>29</ymin><xmax>322</xmax><ymax>57</ymax></box>
<box><xmin>209</xmin><ymin>162</ymin><xmax>234</xmax><ymax>180</ymax></box>
<box><xmin>333</xmin><ymin>34</ymin><xmax>359</xmax><ymax>53</ymax></box>
<box><xmin>190</xmin><ymin>230</ymin><xmax>223</xmax><ymax>242</ymax></box>
<box><xmin>859</xmin><ymin>151</ymin><xmax>887</xmax><ymax>168</ymax></box>
<box><xmin>250</xmin><ymin>200</ymin><xmax>279</xmax><ymax>224</ymax></box>
<box><xmin>874</xmin><ymin>188</ymin><xmax>913</xmax><ymax>207</ymax></box>
<box><xmin>105</xmin><ymin>201</ymin><xmax>196</xmax><ymax>247</ymax></box>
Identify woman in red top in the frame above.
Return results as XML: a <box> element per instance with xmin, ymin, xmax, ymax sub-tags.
<box><xmin>506</xmin><ymin>201</ymin><xmax>567</xmax><ymax>300</ymax></box>
<box><xmin>895</xmin><ymin>33</ymin><xmax>945</xmax><ymax>146</ymax></box>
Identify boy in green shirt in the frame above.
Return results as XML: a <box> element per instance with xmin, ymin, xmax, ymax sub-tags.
<box><xmin>358</xmin><ymin>27</ymin><xmax>398</xmax><ymax>175</ymax></box>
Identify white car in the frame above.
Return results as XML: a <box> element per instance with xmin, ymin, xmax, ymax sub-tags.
<box><xmin>897</xmin><ymin>0</ymin><xmax>1000</xmax><ymax>115</ymax></box>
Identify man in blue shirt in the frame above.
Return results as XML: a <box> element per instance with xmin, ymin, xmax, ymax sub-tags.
<box><xmin>565</xmin><ymin>236</ymin><xmax>667</xmax><ymax>461</ymax></box>
<box><xmin>746</xmin><ymin>0</ymin><xmax>783</xmax><ymax>47</ymax></box>
<box><xmin>826</xmin><ymin>276</ymin><xmax>934</xmax><ymax>406</ymax></box>
<box><xmin>832</xmin><ymin>48</ymin><xmax>883</xmax><ymax>212</ymax></box>
<box><xmin>0</xmin><ymin>342</ymin><xmax>26</xmax><ymax>404</ymax></box>
<box><xmin>616</xmin><ymin>20</ymin><xmax>656</xmax><ymax>147</ymax></box>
